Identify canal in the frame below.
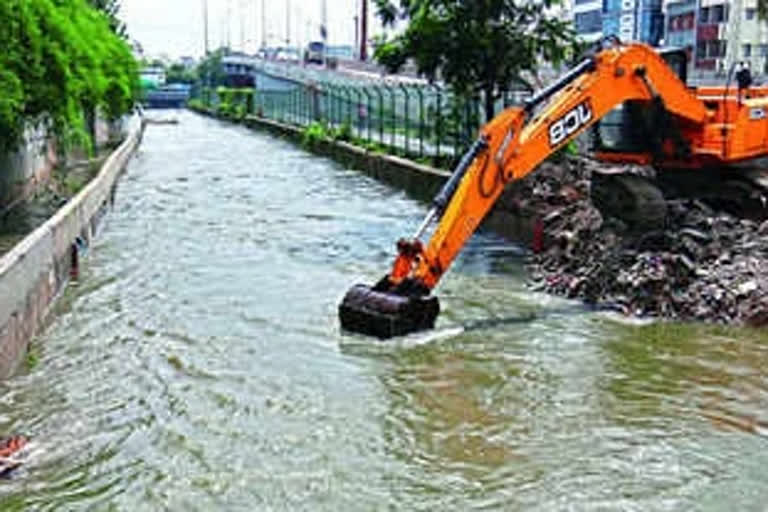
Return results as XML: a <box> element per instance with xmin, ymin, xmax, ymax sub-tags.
<box><xmin>2</xmin><ymin>111</ymin><xmax>768</xmax><ymax>510</ymax></box>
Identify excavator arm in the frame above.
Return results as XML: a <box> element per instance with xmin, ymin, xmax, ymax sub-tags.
<box><xmin>339</xmin><ymin>42</ymin><xmax>709</xmax><ymax>338</ymax></box>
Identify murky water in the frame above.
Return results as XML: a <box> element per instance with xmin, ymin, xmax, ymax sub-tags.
<box><xmin>1</xmin><ymin>111</ymin><xmax>767</xmax><ymax>510</ymax></box>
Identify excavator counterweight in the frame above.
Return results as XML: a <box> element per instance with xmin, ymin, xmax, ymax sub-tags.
<box><xmin>339</xmin><ymin>39</ymin><xmax>768</xmax><ymax>338</ymax></box>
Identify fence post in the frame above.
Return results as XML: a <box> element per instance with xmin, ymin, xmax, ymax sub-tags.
<box><xmin>311</xmin><ymin>83</ymin><xmax>319</xmax><ymax>123</ymax></box>
<box><xmin>330</xmin><ymin>83</ymin><xmax>340</xmax><ymax>127</ymax></box>
<box><xmin>384</xmin><ymin>84</ymin><xmax>396</xmax><ymax>150</ymax></box>
<box><xmin>290</xmin><ymin>87</ymin><xmax>295</xmax><ymax>124</ymax></box>
<box><xmin>399</xmin><ymin>83</ymin><xmax>410</xmax><ymax>156</ymax></box>
<box><xmin>360</xmin><ymin>87</ymin><xmax>372</xmax><ymax>143</ymax></box>
<box><xmin>415</xmin><ymin>86</ymin><xmax>424</xmax><ymax>158</ymax></box>
<box><xmin>432</xmin><ymin>84</ymin><xmax>442</xmax><ymax>161</ymax></box>
<box><xmin>372</xmin><ymin>85</ymin><xmax>384</xmax><ymax>145</ymax></box>
<box><xmin>340</xmin><ymin>86</ymin><xmax>353</xmax><ymax>129</ymax></box>
<box><xmin>299</xmin><ymin>85</ymin><xmax>305</xmax><ymax>124</ymax></box>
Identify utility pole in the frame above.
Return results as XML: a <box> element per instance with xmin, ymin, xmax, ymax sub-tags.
<box><xmin>202</xmin><ymin>0</ymin><xmax>209</xmax><ymax>55</ymax></box>
<box><xmin>239</xmin><ymin>0</ymin><xmax>246</xmax><ymax>51</ymax></box>
<box><xmin>321</xmin><ymin>0</ymin><xmax>328</xmax><ymax>41</ymax></box>
<box><xmin>226</xmin><ymin>0</ymin><xmax>232</xmax><ymax>49</ymax></box>
<box><xmin>261</xmin><ymin>0</ymin><xmax>266</xmax><ymax>49</ymax></box>
<box><xmin>354</xmin><ymin>14</ymin><xmax>359</xmax><ymax>58</ymax></box>
<box><xmin>360</xmin><ymin>0</ymin><xmax>368</xmax><ymax>61</ymax></box>
<box><xmin>321</xmin><ymin>0</ymin><xmax>328</xmax><ymax>63</ymax></box>
<box><xmin>285</xmin><ymin>0</ymin><xmax>291</xmax><ymax>46</ymax></box>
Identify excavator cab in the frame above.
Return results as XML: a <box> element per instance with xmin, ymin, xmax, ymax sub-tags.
<box><xmin>593</xmin><ymin>48</ymin><xmax>689</xmax><ymax>154</ymax></box>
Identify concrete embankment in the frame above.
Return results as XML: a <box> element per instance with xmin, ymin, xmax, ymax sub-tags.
<box><xmin>193</xmin><ymin>107</ymin><xmax>542</xmax><ymax>245</ymax></box>
<box><xmin>0</xmin><ymin>117</ymin><xmax>144</xmax><ymax>378</ymax></box>
<box><xmin>0</xmin><ymin>119</ymin><xmax>120</xmax><ymax>215</ymax></box>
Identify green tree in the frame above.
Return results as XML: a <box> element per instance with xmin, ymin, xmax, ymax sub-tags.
<box><xmin>373</xmin><ymin>0</ymin><xmax>578</xmax><ymax>121</ymax></box>
<box><xmin>88</xmin><ymin>0</ymin><xmax>126</xmax><ymax>37</ymax></box>
<box><xmin>166</xmin><ymin>64</ymin><xmax>197</xmax><ymax>85</ymax></box>
<box><xmin>195</xmin><ymin>48</ymin><xmax>229</xmax><ymax>87</ymax></box>
<box><xmin>759</xmin><ymin>0</ymin><xmax>768</xmax><ymax>20</ymax></box>
<box><xmin>0</xmin><ymin>0</ymin><xmax>139</xmax><ymax>152</ymax></box>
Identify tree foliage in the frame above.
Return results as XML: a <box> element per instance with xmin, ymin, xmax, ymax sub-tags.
<box><xmin>373</xmin><ymin>0</ymin><xmax>578</xmax><ymax>121</ymax></box>
<box><xmin>88</xmin><ymin>0</ymin><xmax>126</xmax><ymax>37</ymax></box>
<box><xmin>0</xmin><ymin>0</ymin><xmax>139</xmax><ymax>152</ymax></box>
<box><xmin>166</xmin><ymin>64</ymin><xmax>197</xmax><ymax>85</ymax></box>
<box><xmin>195</xmin><ymin>49</ymin><xmax>229</xmax><ymax>87</ymax></box>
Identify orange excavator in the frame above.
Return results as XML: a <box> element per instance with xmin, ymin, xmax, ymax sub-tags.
<box><xmin>339</xmin><ymin>38</ymin><xmax>768</xmax><ymax>338</ymax></box>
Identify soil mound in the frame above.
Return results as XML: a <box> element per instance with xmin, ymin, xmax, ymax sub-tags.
<box><xmin>521</xmin><ymin>158</ymin><xmax>768</xmax><ymax>326</ymax></box>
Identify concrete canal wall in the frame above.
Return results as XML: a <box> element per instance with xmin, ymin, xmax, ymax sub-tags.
<box><xmin>0</xmin><ymin>126</ymin><xmax>58</xmax><ymax>213</ymax></box>
<box><xmin>0</xmin><ymin>117</ymin><xmax>144</xmax><ymax>378</ymax></box>
<box><xmin>0</xmin><ymin>119</ymin><xmax>119</xmax><ymax>213</ymax></box>
<box><xmin>0</xmin><ymin>119</ymin><xmax>126</xmax><ymax>217</ymax></box>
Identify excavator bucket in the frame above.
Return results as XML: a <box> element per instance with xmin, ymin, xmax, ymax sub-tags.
<box><xmin>338</xmin><ymin>284</ymin><xmax>440</xmax><ymax>339</ymax></box>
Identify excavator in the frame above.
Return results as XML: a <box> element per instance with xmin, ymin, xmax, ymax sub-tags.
<box><xmin>339</xmin><ymin>38</ymin><xmax>768</xmax><ymax>338</ymax></box>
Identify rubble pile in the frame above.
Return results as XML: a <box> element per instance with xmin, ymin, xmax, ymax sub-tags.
<box><xmin>522</xmin><ymin>158</ymin><xmax>768</xmax><ymax>326</ymax></box>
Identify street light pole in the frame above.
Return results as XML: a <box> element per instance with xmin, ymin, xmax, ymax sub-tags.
<box><xmin>286</xmin><ymin>0</ymin><xmax>291</xmax><ymax>46</ymax></box>
<box><xmin>321</xmin><ymin>0</ymin><xmax>328</xmax><ymax>63</ymax></box>
<box><xmin>261</xmin><ymin>0</ymin><xmax>266</xmax><ymax>49</ymax></box>
<box><xmin>360</xmin><ymin>0</ymin><xmax>368</xmax><ymax>61</ymax></box>
<box><xmin>226</xmin><ymin>0</ymin><xmax>232</xmax><ymax>49</ymax></box>
<box><xmin>354</xmin><ymin>14</ymin><xmax>359</xmax><ymax>57</ymax></box>
<box><xmin>202</xmin><ymin>0</ymin><xmax>209</xmax><ymax>55</ymax></box>
<box><xmin>240</xmin><ymin>0</ymin><xmax>246</xmax><ymax>51</ymax></box>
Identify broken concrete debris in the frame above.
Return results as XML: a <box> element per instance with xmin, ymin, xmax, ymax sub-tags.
<box><xmin>518</xmin><ymin>158</ymin><xmax>768</xmax><ymax>326</ymax></box>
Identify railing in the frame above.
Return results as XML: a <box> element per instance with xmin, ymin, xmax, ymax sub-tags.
<box><xmin>194</xmin><ymin>80</ymin><xmax>530</xmax><ymax>166</ymax></box>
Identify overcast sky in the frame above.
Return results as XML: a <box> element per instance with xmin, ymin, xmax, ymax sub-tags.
<box><xmin>120</xmin><ymin>0</ymin><xmax>385</xmax><ymax>59</ymax></box>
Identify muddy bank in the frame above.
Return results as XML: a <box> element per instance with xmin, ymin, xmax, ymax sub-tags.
<box><xmin>520</xmin><ymin>157</ymin><xmax>768</xmax><ymax>326</ymax></box>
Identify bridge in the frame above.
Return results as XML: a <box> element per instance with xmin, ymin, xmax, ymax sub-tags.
<box><xmin>145</xmin><ymin>84</ymin><xmax>193</xmax><ymax>109</ymax></box>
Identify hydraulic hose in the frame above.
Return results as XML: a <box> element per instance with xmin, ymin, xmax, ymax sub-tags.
<box><xmin>432</xmin><ymin>136</ymin><xmax>489</xmax><ymax>212</ymax></box>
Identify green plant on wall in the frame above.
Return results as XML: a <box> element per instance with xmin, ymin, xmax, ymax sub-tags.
<box><xmin>0</xmin><ymin>0</ymin><xmax>140</xmax><ymax>154</ymax></box>
<box><xmin>301</xmin><ymin>122</ymin><xmax>329</xmax><ymax>149</ymax></box>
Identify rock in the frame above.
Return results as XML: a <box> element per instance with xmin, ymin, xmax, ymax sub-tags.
<box><xmin>523</xmin><ymin>156</ymin><xmax>768</xmax><ymax>326</ymax></box>
<box><xmin>738</xmin><ymin>280</ymin><xmax>758</xmax><ymax>296</ymax></box>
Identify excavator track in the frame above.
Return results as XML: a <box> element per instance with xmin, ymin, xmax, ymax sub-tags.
<box><xmin>591</xmin><ymin>170</ymin><xmax>667</xmax><ymax>230</ymax></box>
<box><xmin>655</xmin><ymin>168</ymin><xmax>768</xmax><ymax>220</ymax></box>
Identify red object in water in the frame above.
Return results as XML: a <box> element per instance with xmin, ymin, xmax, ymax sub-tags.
<box><xmin>532</xmin><ymin>218</ymin><xmax>544</xmax><ymax>254</ymax></box>
<box><xmin>0</xmin><ymin>435</ymin><xmax>27</xmax><ymax>458</ymax></box>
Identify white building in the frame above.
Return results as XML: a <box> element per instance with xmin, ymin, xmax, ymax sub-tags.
<box><xmin>670</xmin><ymin>0</ymin><xmax>768</xmax><ymax>78</ymax></box>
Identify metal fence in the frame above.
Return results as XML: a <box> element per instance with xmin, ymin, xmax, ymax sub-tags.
<box><xmin>195</xmin><ymin>80</ymin><xmax>530</xmax><ymax>165</ymax></box>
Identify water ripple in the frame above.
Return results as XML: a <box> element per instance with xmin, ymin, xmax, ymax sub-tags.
<box><xmin>1</xmin><ymin>111</ymin><xmax>767</xmax><ymax>510</ymax></box>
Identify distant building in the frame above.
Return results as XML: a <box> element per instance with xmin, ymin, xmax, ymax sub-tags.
<box><xmin>221</xmin><ymin>55</ymin><xmax>256</xmax><ymax>87</ymax></box>
<box><xmin>140</xmin><ymin>67</ymin><xmax>166</xmax><ymax>87</ymax></box>
<box><xmin>179</xmin><ymin>56</ymin><xmax>197</xmax><ymax>70</ymax></box>
<box><xmin>663</xmin><ymin>0</ymin><xmax>768</xmax><ymax>79</ymax></box>
<box><xmin>573</xmin><ymin>0</ymin><xmax>604</xmax><ymax>42</ymax></box>
<box><xmin>665</xmin><ymin>0</ymin><xmax>697</xmax><ymax>50</ymax></box>
<box><xmin>572</xmin><ymin>0</ymin><xmax>663</xmax><ymax>45</ymax></box>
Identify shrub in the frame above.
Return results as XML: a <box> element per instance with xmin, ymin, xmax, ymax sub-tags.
<box><xmin>0</xmin><ymin>0</ymin><xmax>139</xmax><ymax>153</ymax></box>
<box><xmin>302</xmin><ymin>122</ymin><xmax>328</xmax><ymax>148</ymax></box>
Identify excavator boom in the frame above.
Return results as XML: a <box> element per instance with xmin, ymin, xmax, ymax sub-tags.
<box><xmin>339</xmin><ymin>41</ymin><xmax>712</xmax><ymax>338</ymax></box>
